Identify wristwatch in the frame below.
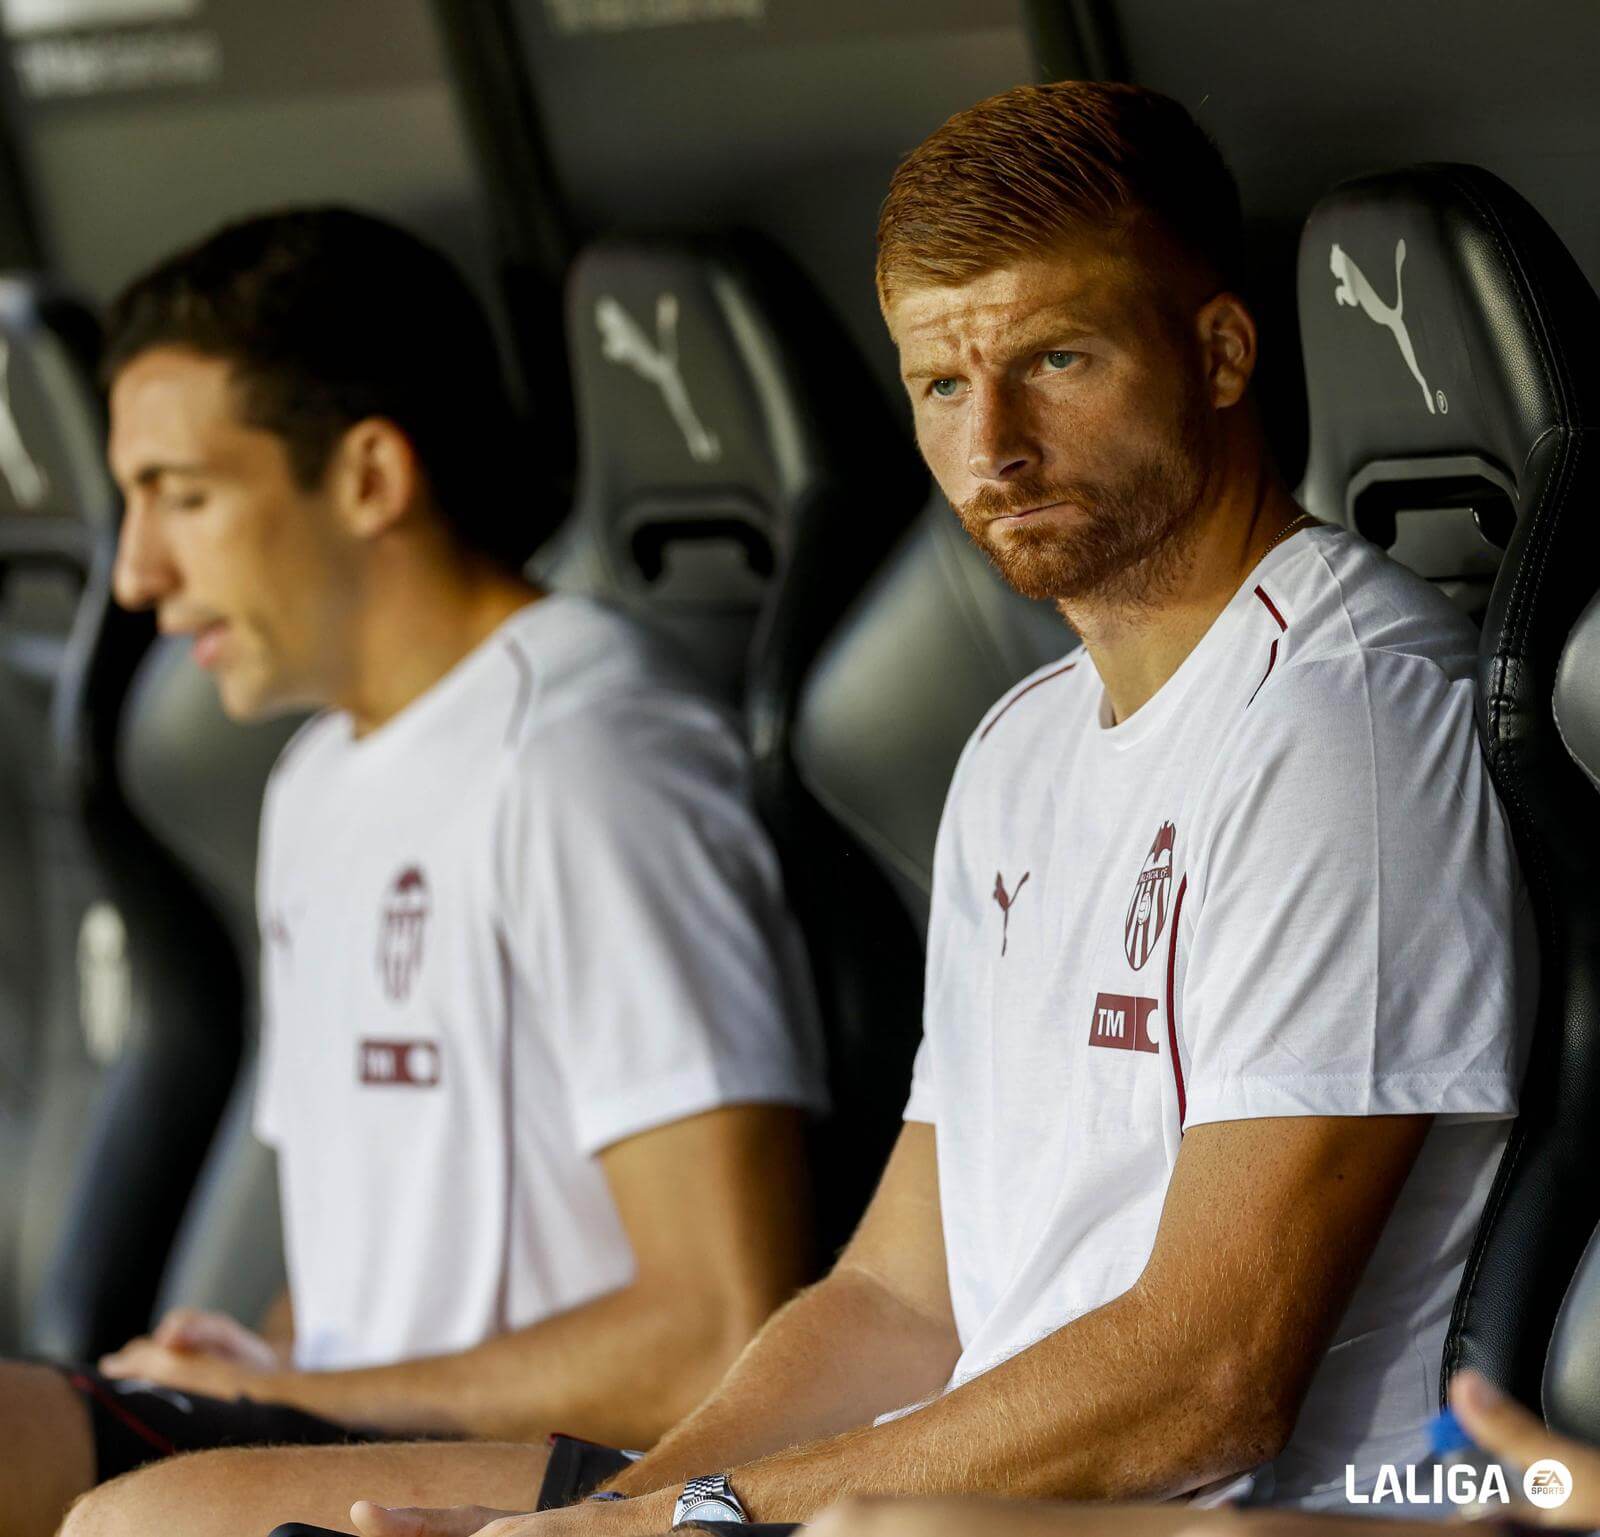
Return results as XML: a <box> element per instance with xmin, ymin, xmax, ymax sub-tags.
<box><xmin>671</xmin><ymin>1474</ymin><xmax>748</xmax><ymax>1526</ymax></box>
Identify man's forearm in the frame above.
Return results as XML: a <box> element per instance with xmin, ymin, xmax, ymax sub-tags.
<box><xmin>613</xmin><ymin>1281</ymin><xmax>1274</xmax><ymax>1524</ymax></box>
<box><xmin>242</xmin><ymin>1275</ymin><xmax>759</xmax><ymax>1444</ymax></box>
<box><xmin>607</xmin><ymin>1265</ymin><xmax>961</xmax><ymax>1497</ymax></box>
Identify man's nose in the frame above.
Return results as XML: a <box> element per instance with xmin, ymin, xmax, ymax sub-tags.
<box><xmin>111</xmin><ymin>499</ymin><xmax>175</xmax><ymax>612</ymax></box>
<box><xmin>966</xmin><ymin>382</ymin><xmax>1040</xmax><ymax>482</ymax></box>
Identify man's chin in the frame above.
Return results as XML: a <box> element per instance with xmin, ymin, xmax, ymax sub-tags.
<box><xmin>213</xmin><ymin>669</ymin><xmax>283</xmax><ymax>725</ymax></box>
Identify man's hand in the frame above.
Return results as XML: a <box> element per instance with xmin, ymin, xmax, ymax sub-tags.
<box><xmin>350</xmin><ymin>1500</ymin><xmax>523</xmax><ymax>1537</ymax></box>
<box><xmin>99</xmin><ymin>1308</ymin><xmax>285</xmax><ymax>1397</ymax></box>
<box><xmin>154</xmin><ymin>1306</ymin><xmax>285</xmax><ymax>1368</ymax></box>
<box><xmin>1451</xmin><ymin>1369</ymin><xmax>1600</xmax><ymax>1526</ymax></box>
<box><xmin>349</xmin><ymin>1501</ymin><xmax>626</xmax><ymax>1537</ymax></box>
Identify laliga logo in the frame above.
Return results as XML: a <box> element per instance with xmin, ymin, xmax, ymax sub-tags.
<box><xmin>1345</xmin><ymin>1458</ymin><xmax>1571</xmax><ymax>1509</ymax></box>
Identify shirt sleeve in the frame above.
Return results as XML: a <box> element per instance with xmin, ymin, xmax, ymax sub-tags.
<box><xmin>902</xmin><ymin>1035</ymin><xmax>936</xmax><ymax>1124</ymax></box>
<box><xmin>1179</xmin><ymin>652</ymin><xmax>1533</xmax><ymax>1129</ymax></box>
<box><xmin>500</xmin><ymin>694</ymin><xmax>827</xmax><ymax>1156</ymax></box>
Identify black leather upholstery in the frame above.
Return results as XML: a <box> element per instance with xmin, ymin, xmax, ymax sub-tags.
<box><xmin>790</xmin><ymin>494</ymin><xmax>1069</xmax><ymax>1238</ymax></box>
<box><xmin>0</xmin><ymin>282</ymin><xmax>252</xmax><ymax>1358</ymax></box>
<box><xmin>795</xmin><ymin>497</ymin><xmax>1070</xmax><ymax>936</ymax></box>
<box><xmin>1545</xmin><ymin>1221</ymin><xmax>1600</xmax><ymax>1444</ymax></box>
<box><xmin>1299</xmin><ymin>164</ymin><xmax>1600</xmax><ymax>1409</ymax></box>
<box><xmin>121</xmin><ymin>638</ymin><xmax>302</xmax><ymax>1329</ymax></box>
<box><xmin>1554</xmin><ymin>589</ymin><xmax>1600</xmax><ymax>797</ymax></box>
<box><xmin>0</xmin><ymin>278</ymin><xmax>108</xmax><ymax>1348</ymax></box>
<box><xmin>541</xmin><ymin>234</ymin><xmax>929</xmax><ymax>1252</ymax></box>
<box><xmin>1547</xmin><ymin>604</ymin><xmax>1600</xmax><ymax>1442</ymax></box>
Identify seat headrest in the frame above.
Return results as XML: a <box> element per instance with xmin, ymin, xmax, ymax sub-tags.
<box><xmin>0</xmin><ymin>280</ymin><xmax>110</xmax><ymax>557</ymax></box>
<box><xmin>1298</xmin><ymin>164</ymin><xmax>1600</xmax><ymax>614</ymax></box>
<box><xmin>547</xmin><ymin>234</ymin><xmax>917</xmax><ymax>698</ymax></box>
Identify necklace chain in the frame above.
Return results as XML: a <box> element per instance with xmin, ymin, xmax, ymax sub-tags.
<box><xmin>1261</xmin><ymin>511</ymin><xmax>1318</xmax><ymax>561</ymax></box>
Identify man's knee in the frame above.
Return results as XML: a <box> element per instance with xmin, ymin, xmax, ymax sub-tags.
<box><xmin>0</xmin><ymin>1360</ymin><xmax>97</xmax><ymax>1537</ymax></box>
<box><xmin>60</xmin><ymin>1447</ymin><xmax>260</xmax><ymax>1537</ymax></box>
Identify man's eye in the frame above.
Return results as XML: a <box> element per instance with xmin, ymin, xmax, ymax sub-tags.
<box><xmin>1041</xmin><ymin>350</ymin><xmax>1081</xmax><ymax>372</ymax></box>
<box><xmin>929</xmin><ymin>377</ymin><xmax>962</xmax><ymax>398</ymax></box>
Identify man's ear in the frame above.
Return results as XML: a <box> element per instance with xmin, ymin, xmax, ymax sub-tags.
<box><xmin>1197</xmin><ymin>292</ymin><xmax>1258</xmax><ymax>410</ymax></box>
<box><xmin>329</xmin><ymin>418</ymin><xmax>421</xmax><ymax>541</ymax></box>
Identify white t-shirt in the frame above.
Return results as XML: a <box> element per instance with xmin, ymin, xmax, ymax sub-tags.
<box><xmin>255</xmin><ymin>593</ymin><xmax>826</xmax><ymax>1372</ymax></box>
<box><xmin>907</xmin><ymin>525</ymin><xmax>1534</xmax><ymax>1510</ymax></box>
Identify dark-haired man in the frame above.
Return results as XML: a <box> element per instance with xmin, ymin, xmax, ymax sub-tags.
<box><xmin>0</xmin><ymin>207</ymin><xmax>824</xmax><ymax>1537</ymax></box>
<box><xmin>69</xmin><ymin>82</ymin><xmax>1530</xmax><ymax>1537</ymax></box>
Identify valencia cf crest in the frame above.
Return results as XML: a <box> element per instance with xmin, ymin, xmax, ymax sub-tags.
<box><xmin>1123</xmin><ymin>822</ymin><xmax>1176</xmax><ymax>971</ymax></box>
<box><xmin>379</xmin><ymin>866</ymin><xmax>430</xmax><ymax>1002</ymax></box>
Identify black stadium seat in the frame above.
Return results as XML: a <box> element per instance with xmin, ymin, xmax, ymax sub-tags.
<box><xmin>1547</xmin><ymin>596</ymin><xmax>1600</xmax><ymax>1442</ymax></box>
<box><xmin>120</xmin><ymin>638</ymin><xmax>303</xmax><ymax>1331</ymax></box>
<box><xmin>790</xmin><ymin>497</ymin><xmax>1067</xmax><ymax>1231</ymax></box>
<box><xmin>1296</xmin><ymin>163</ymin><xmax>1600</xmax><ymax>1408</ymax></box>
<box><xmin>0</xmin><ymin>278</ymin><xmax>112</xmax><ymax>1350</ymax></box>
<box><xmin>0</xmin><ymin>284</ymin><xmax>256</xmax><ymax>1359</ymax></box>
<box><xmin>538</xmin><ymin>233</ymin><xmax>927</xmax><ymax>1247</ymax></box>
<box><xmin>793</xmin><ymin>495</ymin><xmax>1067</xmax><ymax>938</ymax></box>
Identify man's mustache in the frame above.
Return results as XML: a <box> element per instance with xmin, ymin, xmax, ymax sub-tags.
<box><xmin>959</xmin><ymin>478</ymin><xmax>1102</xmax><ymax>523</ymax></box>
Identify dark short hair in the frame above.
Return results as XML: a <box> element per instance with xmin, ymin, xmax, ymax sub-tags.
<box><xmin>104</xmin><ymin>207</ymin><xmax>525</xmax><ymax>564</ymax></box>
<box><xmin>877</xmin><ymin>81</ymin><xmax>1244</xmax><ymax>305</ymax></box>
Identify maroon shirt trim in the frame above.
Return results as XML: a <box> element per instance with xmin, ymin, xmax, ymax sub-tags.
<box><xmin>1246</xmin><ymin>585</ymin><xmax>1288</xmax><ymax>710</ymax></box>
<box><xmin>1164</xmin><ymin>874</ymin><xmax>1190</xmax><ymax>1131</ymax></box>
<box><xmin>979</xmin><ymin>661</ymin><xmax>1078</xmax><ymax>742</ymax></box>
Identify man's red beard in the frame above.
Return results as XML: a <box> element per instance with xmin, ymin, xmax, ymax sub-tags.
<box><xmin>955</xmin><ymin>432</ymin><xmax>1209</xmax><ymax>606</ymax></box>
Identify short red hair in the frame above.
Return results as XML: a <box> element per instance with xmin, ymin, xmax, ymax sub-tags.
<box><xmin>876</xmin><ymin>81</ymin><xmax>1243</xmax><ymax>306</ymax></box>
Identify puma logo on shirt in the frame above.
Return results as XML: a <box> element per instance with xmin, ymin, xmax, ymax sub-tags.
<box><xmin>992</xmin><ymin>870</ymin><xmax>1030</xmax><ymax>956</ymax></box>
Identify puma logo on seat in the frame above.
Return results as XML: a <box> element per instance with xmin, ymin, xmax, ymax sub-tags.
<box><xmin>1330</xmin><ymin>239</ymin><xmax>1435</xmax><ymax>413</ymax></box>
<box><xmin>594</xmin><ymin>292</ymin><xmax>723</xmax><ymax>463</ymax></box>
<box><xmin>992</xmin><ymin>870</ymin><xmax>1030</xmax><ymax>957</ymax></box>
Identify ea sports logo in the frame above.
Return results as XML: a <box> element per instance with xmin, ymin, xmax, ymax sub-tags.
<box><xmin>1523</xmin><ymin>1459</ymin><xmax>1572</xmax><ymax>1510</ymax></box>
<box><xmin>378</xmin><ymin>865</ymin><xmax>430</xmax><ymax>1003</ymax></box>
<box><xmin>1124</xmin><ymin>822</ymin><xmax>1176</xmax><ymax>971</ymax></box>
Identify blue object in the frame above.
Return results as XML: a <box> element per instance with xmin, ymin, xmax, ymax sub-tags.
<box><xmin>1428</xmin><ymin>1407</ymin><xmax>1474</xmax><ymax>1459</ymax></box>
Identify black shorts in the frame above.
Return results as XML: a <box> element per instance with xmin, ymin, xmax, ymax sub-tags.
<box><xmin>535</xmin><ymin>1434</ymin><xmax>636</xmax><ymax>1509</ymax></box>
<box><xmin>57</xmin><ymin>1365</ymin><xmax>396</xmax><ymax>1484</ymax></box>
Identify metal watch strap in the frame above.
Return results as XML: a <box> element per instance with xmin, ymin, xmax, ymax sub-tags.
<box><xmin>671</xmin><ymin>1474</ymin><xmax>747</xmax><ymax>1527</ymax></box>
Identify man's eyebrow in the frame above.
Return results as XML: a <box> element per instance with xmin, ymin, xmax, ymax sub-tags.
<box><xmin>129</xmin><ymin>461</ymin><xmax>210</xmax><ymax>488</ymax></box>
<box><xmin>900</xmin><ymin>323</ymin><xmax>1100</xmax><ymax>377</ymax></box>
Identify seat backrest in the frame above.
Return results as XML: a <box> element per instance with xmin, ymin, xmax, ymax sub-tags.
<box><xmin>794</xmin><ymin>496</ymin><xmax>1070</xmax><ymax>936</ymax></box>
<box><xmin>539</xmin><ymin>232</ymin><xmax>928</xmax><ymax>1249</ymax></box>
<box><xmin>118</xmin><ymin>637</ymin><xmax>305</xmax><ymax>1329</ymax></box>
<box><xmin>0</xmin><ymin>277</ymin><xmax>110</xmax><ymax>1349</ymax></box>
<box><xmin>5</xmin><ymin>293</ymin><xmax>263</xmax><ymax>1358</ymax></box>
<box><xmin>1297</xmin><ymin>163</ymin><xmax>1600</xmax><ymax>1408</ymax></box>
<box><xmin>789</xmin><ymin>494</ymin><xmax>1069</xmax><ymax>1237</ymax></box>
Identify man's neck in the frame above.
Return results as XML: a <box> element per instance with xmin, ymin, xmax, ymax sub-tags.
<box><xmin>1062</xmin><ymin>463</ymin><xmax>1305</xmax><ymax>727</ymax></box>
<box><xmin>337</xmin><ymin>540</ymin><xmax>542</xmax><ymax>738</ymax></box>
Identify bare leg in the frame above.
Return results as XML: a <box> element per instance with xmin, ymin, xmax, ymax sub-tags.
<box><xmin>0</xmin><ymin>1362</ymin><xmax>96</xmax><ymax>1537</ymax></box>
<box><xmin>61</xmin><ymin>1438</ymin><xmax>549</xmax><ymax>1537</ymax></box>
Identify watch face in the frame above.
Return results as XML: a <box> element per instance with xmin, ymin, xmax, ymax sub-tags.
<box><xmin>680</xmin><ymin>1498</ymin><xmax>742</xmax><ymax>1524</ymax></box>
